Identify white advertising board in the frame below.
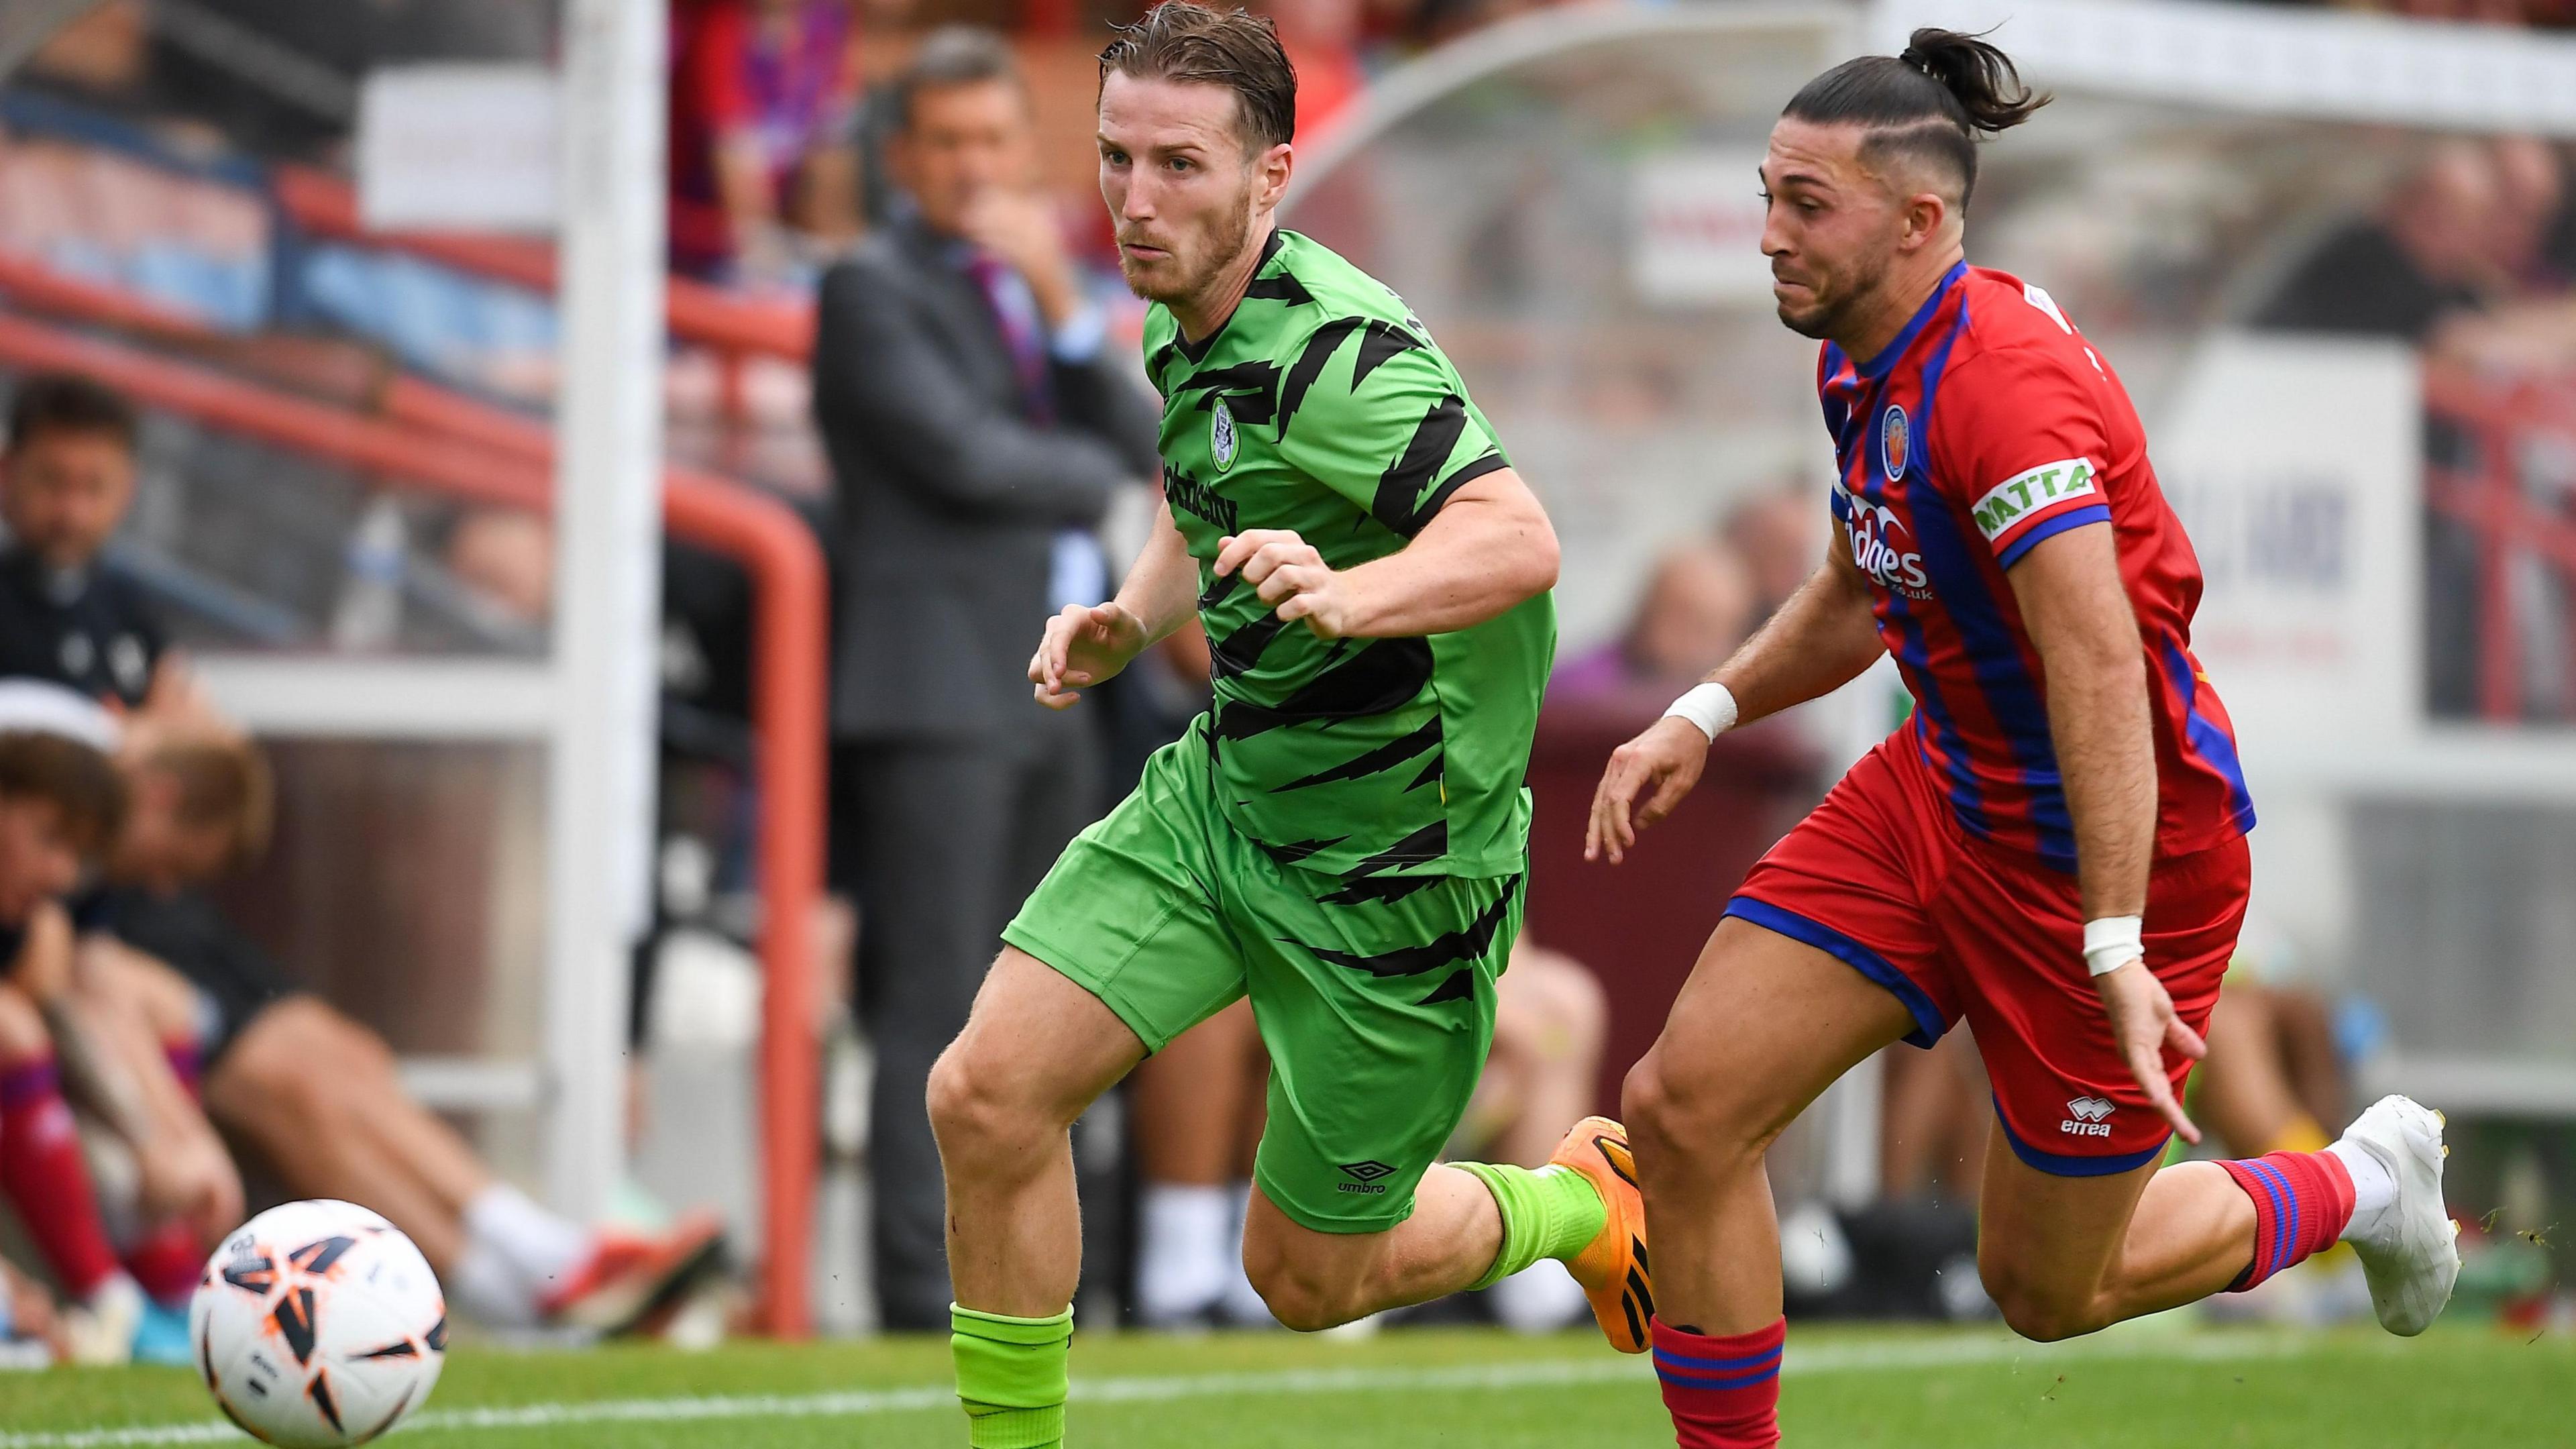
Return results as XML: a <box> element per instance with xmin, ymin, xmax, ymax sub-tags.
<box><xmin>357</xmin><ymin>65</ymin><xmax>559</xmax><ymax>233</ymax></box>
<box><xmin>1630</xmin><ymin>150</ymin><xmax>1772</xmax><ymax>307</ymax></box>
<box><xmin>2155</xmin><ymin>333</ymin><xmax>2422</xmax><ymax>763</ymax></box>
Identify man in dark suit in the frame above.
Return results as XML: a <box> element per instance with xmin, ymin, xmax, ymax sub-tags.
<box><xmin>810</xmin><ymin>27</ymin><xmax>1161</xmax><ymax>1329</ymax></box>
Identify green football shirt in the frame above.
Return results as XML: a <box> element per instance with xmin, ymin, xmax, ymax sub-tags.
<box><xmin>1142</xmin><ymin>228</ymin><xmax>1556</xmax><ymax>880</ymax></box>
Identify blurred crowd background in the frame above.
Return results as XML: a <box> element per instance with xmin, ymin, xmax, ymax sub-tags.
<box><xmin>0</xmin><ymin>0</ymin><xmax>2569</xmax><ymax>1364</ymax></box>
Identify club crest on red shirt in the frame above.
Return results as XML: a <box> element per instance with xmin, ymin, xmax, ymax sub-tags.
<box><xmin>1880</xmin><ymin>404</ymin><xmax>1909</xmax><ymax>482</ymax></box>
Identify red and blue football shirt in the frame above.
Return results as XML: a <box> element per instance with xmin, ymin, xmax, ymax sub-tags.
<box><xmin>1819</xmin><ymin>261</ymin><xmax>2254</xmax><ymax>868</ymax></box>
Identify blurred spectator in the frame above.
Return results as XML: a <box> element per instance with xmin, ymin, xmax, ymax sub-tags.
<box><xmin>1256</xmin><ymin>0</ymin><xmax>1367</xmax><ymax>138</ymax></box>
<box><xmin>80</xmin><ymin>718</ymin><xmax>728</xmax><ymax>1336</ymax></box>
<box><xmin>2489</xmin><ymin>136</ymin><xmax>2569</xmax><ymax>290</ymax></box>
<box><xmin>808</xmin><ymin>27</ymin><xmax>1159</xmax><ymax>1330</ymax></box>
<box><xmin>1723</xmin><ymin>485</ymin><xmax>1823</xmax><ymax>625</ymax></box>
<box><xmin>0</xmin><ymin>377</ymin><xmax>196</xmax><ymax>716</ymax></box>
<box><xmin>0</xmin><ymin>376</ymin><xmax>727</xmax><ymax>1338</ymax></box>
<box><xmin>1452</xmin><ymin>936</ymin><xmax>1607</xmax><ymax>1333</ymax></box>
<box><xmin>1550</xmin><ymin>539</ymin><xmax>1756</xmax><ymax>702</ymax></box>
<box><xmin>1879</xmin><ymin>1029</ymin><xmax>1988</xmax><ymax>1208</ymax></box>
<box><xmin>0</xmin><ymin>720</ymin><xmax>189</xmax><ymax>1364</ymax></box>
<box><xmin>2253</xmin><ymin>139</ymin><xmax>2502</xmax><ymax>343</ymax></box>
<box><xmin>669</xmin><ymin>0</ymin><xmax>866</xmax><ymax>282</ymax></box>
<box><xmin>1</xmin><ymin>1254</ymin><xmax>60</xmax><ymax>1360</ymax></box>
<box><xmin>1127</xmin><ymin>998</ymin><xmax>1268</xmax><ymax>1328</ymax></box>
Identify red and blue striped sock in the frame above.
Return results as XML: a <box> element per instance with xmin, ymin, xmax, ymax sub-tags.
<box><xmin>2218</xmin><ymin>1149</ymin><xmax>2356</xmax><ymax>1291</ymax></box>
<box><xmin>1652</xmin><ymin>1316</ymin><xmax>1784</xmax><ymax>1449</ymax></box>
<box><xmin>0</xmin><ymin>1057</ymin><xmax>120</xmax><ymax>1297</ymax></box>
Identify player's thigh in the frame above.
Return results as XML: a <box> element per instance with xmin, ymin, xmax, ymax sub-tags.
<box><xmin>1940</xmin><ymin>835</ymin><xmax>2247</xmax><ymax>1176</ymax></box>
<box><xmin>949</xmin><ymin>739</ymin><xmax>1252</xmax><ymax>1135</ymax></box>
<box><xmin>1630</xmin><ymin>741</ymin><xmax>1962</xmax><ymax>1158</ymax></box>
<box><xmin>932</xmin><ymin>948</ymin><xmax>1147</xmax><ymax>1139</ymax></box>
<box><xmin>1626</xmin><ymin>914</ymin><xmax>1921</xmax><ymax>1162</ymax></box>
<box><xmin>1238</xmin><ymin>863</ymin><xmax>1519</xmax><ymax>1237</ymax></box>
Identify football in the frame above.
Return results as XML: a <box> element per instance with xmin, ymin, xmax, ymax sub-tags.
<box><xmin>190</xmin><ymin>1200</ymin><xmax>447</xmax><ymax>1448</ymax></box>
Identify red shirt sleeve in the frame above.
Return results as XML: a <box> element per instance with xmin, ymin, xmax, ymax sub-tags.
<box><xmin>1929</xmin><ymin>345</ymin><xmax>2115</xmax><ymax>569</ymax></box>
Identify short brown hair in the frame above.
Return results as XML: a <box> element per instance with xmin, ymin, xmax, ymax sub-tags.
<box><xmin>1098</xmin><ymin>2</ymin><xmax>1297</xmax><ymax>152</ymax></box>
<box><xmin>0</xmin><ymin>731</ymin><xmax>125</xmax><ymax>858</ymax></box>
<box><xmin>8</xmin><ymin>372</ymin><xmax>137</xmax><ymax>455</ymax></box>
<box><xmin>137</xmin><ymin>731</ymin><xmax>273</xmax><ymax>871</ymax></box>
<box><xmin>888</xmin><ymin>26</ymin><xmax>1024</xmax><ymax>133</ymax></box>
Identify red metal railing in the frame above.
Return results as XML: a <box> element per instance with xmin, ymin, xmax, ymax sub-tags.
<box><xmin>0</xmin><ymin>262</ymin><xmax>827</xmax><ymax>1336</ymax></box>
<box><xmin>270</xmin><ymin>165</ymin><xmax>814</xmax><ymax>421</ymax></box>
<box><xmin>2424</xmin><ymin>366</ymin><xmax>2576</xmax><ymax>724</ymax></box>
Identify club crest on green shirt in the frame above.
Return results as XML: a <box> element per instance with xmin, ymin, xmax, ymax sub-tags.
<box><xmin>1212</xmin><ymin>396</ymin><xmax>1238</xmax><ymax>472</ymax></box>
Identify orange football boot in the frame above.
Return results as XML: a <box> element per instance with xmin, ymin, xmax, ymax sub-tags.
<box><xmin>1548</xmin><ymin>1115</ymin><xmax>1654</xmax><ymax>1353</ymax></box>
<box><xmin>539</xmin><ymin>1210</ymin><xmax>729</xmax><ymax>1338</ymax></box>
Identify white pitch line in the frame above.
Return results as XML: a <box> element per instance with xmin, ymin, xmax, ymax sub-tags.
<box><xmin>0</xmin><ymin>1330</ymin><xmax>2323</xmax><ymax>1448</ymax></box>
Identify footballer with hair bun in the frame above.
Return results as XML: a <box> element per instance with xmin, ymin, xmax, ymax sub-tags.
<box><xmin>1589</xmin><ymin>29</ymin><xmax>2461</xmax><ymax>1447</ymax></box>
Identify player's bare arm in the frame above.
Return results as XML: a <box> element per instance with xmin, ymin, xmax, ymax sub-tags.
<box><xmin>1211</xmin><ymin>466</ymin><xmax>1556</xmax><ymax>639</ymax></box>
<box><xmin>1030</xmin><ymin>497</ymin><xmax>1200</xmax><ymax>709</ymax></box>
<box><xmin>1585</xmin><ymin>527</ymin><xmax>1883</xmax><ymax>863</ymax></box>
<box><xmin>2006</xmin><ymin>519</ymin><xmax>2203</xmax><ymax>1142</ymax></box>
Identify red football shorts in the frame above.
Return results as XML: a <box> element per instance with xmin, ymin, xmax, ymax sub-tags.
<box><xmin>1727</xmin><ymin>735</ymin><xmax>2252</xmax><ymax>1175</ymax></box>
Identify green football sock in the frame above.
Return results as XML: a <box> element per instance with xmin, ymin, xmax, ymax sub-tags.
<box><xmin>1454</xmin><ymin>1161</ymin><xmax>1607</xmax><ymax>1291</ymax></box>
<box><xmin>951</xmin><ymin>1303</ymin><xmax>1073</xmax><ymax>1449</ymax></box>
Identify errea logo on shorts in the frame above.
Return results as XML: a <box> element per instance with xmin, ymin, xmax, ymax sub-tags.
<box><xmin>1972</xmin><ymin>459</ymin><xmax>2096</xmax><ymax>543</ymax></box>
<box><xmin>2061</xmin><ymin>1096</ymin><xmax>2116</xmax><ymax>1138</ymax></box>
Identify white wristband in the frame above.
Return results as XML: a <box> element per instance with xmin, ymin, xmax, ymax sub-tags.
<box><xmin>1662</xmin><ymin>682</ymin><xmax>1739</xmax><ymax>741</ymax></box>
<box><xmin>2082</xmin><ymin>916</ymin><xmax>2144</xmax><ymax>977</ymax></box>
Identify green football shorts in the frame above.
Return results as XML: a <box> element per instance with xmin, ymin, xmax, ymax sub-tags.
<box><xmin>1002</xmin><ymin>724</ymin><xmax>1523</xmax><ymax>1234</ymax></box>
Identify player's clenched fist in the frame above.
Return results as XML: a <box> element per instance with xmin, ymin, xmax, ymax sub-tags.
<box><xmin>1029</xmin><ymin>600</ymin><xmax>1148</xmax><ymax>710</ymax></box>
<box><xmin>1585</xmin><ymin>715</ymin><xmax>1711</xmax><ymax>865</ymax></box>
<box><xmin>1215</xmin><ymin>529</ymin><xmax>1354</xmax><ymax>638</ymax></box>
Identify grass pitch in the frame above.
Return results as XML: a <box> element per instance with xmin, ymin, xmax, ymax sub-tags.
<box><xmin>2</xmin><ymin>1322</ymin><xmax>2567</xmax><ymax>1448</ymax></box>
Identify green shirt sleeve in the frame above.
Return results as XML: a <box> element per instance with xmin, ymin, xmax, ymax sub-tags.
<box><xmin>1275</xmin><ymin>333</ymin><xmax>1507</xmax><ymax>539</ymax></box>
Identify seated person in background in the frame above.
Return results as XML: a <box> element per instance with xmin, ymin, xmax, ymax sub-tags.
<box><xmin>1723</xmin><ymin>484</ymin><xmax>1823</xmax><ymax>627</ymax></box>
<box><xmin>2184</xmin><ymin>926</ymin><xmax>2352</xmax><ymax>1167</ymax></box>
<box><xmin>79</xmin><ymin>718</ymin><xmax>726</xmax><ymax>1336</ymax></box>
<box><xmin>0</xmin><ymin>714</ymin><xmax>215</xmax><ymax>1364</ymax></box>
<box><xmin>1549</xmin><ymin>539</ymin><xmax>1755</xmax><ymax>706</ymax></box>
<box><xmin>0</xmin><ymin>374</ymin><xmax>727</xmax><ymax>1336</ymax></box>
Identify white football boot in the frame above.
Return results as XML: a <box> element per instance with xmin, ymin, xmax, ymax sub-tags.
<box><xmin>2334</xmin><ymin>1094</ymin><xmax>2460</xmax><ymax>1336</ymax></box>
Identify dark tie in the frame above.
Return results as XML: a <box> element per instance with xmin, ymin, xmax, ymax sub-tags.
<box><xmin>964</xmin><ymin>252</ymin><xmax>1054</xmax><ymax>426</ymax></box>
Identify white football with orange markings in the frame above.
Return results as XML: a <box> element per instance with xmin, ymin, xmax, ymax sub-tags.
<box><xmin>190</xmin><ymin>1199</ymin><xmax>446</xmax><ymax>1447</ymax></box>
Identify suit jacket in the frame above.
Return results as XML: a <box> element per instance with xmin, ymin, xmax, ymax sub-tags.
<box><xmin>812</xmin><ymin>217</ymin><xmax>1161</xmax><ymax>745</ymax></box>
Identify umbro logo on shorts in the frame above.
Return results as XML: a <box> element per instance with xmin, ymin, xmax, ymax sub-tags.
<box><xmin>1336</xmin><ymin>1160</ymin><xmax>1396</xmax><ymax>1195</ymax></box>
<box><xmin>2061</xmin><ymin>1096</ymin><xmax>2116</xmax><ymax>1138</ymax></box>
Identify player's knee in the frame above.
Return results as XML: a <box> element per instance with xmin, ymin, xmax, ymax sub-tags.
<box><xmin>1623</xmin><ymin>1047</ymin><xmax>1775</xmax><ymax>1169</ymax></box>
<box><xmin>925</xmin><ymin>1041</ymin><xmax>1047</xmax><ymax>1167</ymax></box>
<box><xmin>306</xmin><ymin>1003</ymin><xmax>399</xmax><ymax>1082</ymax></box>
<box><xmin>221</xmin><ymin>1012</ymin><xmax>337</xmax><ymax>1126</ymax></box>
<box><xmin>1240</xmin><ymin>1253</ymin><xmax>1364</xmax><ymax>1334</ymax></box>
<box><xmin>1979</xmin><ymin>1263</ymin><xmax>2105</xmax><ymax>1344</ymax></box>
